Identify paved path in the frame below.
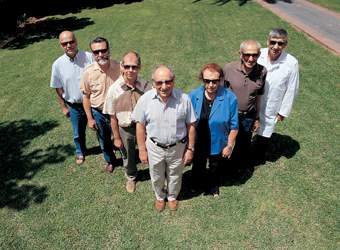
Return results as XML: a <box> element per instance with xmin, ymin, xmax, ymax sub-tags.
<box><xmin>256</xmin><ymin>0</ymin><xmax>340</xmax><ymax>56</ymax></box>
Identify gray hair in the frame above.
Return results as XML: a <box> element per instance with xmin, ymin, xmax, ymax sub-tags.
<box><xmin>240</xmin><ymin>39</ymin><xmax>261</xmax><ymax>51</ymax></box>
<box><xmin>151</xmin><ymin>64</ymin><xmax>175</xmax><ymax>80</ymax></box>
<box><xmin>268</xmin><ymin>28</ymin><xmax>288</xmax><ymax>39</ymax></box>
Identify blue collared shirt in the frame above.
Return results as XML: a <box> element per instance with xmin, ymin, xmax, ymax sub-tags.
<box><xmin>189</xmin><ymin>85</ymin><xmax>238</xmax><ymax>155</ymax></box>
<box><xmin>131</xmin><ymin>88</ymin><xmax>196</xmax><ymax>145</ymax></box>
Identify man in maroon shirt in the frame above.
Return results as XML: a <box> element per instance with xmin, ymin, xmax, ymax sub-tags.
<box><xmin>223</xmin><ymin>40</ymin><xmax>266</xmax><ymax>176</ymax></box>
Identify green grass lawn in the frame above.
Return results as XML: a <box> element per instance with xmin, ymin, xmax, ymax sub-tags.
<box><xmin>1</xmin><ymin>0</ymin><xmax>339</xmax><ymax>249</ymax></box>
<box><xmin>308</xmin><ymin>0</ymin><xmax>340</xmax><ymax>12</ymax></box>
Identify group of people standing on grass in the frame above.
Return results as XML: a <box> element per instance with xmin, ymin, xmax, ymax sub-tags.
<box><xmin>50</xmin><ymin>28</ymin><xmax>299</xmax><ymax>212</ymax></box>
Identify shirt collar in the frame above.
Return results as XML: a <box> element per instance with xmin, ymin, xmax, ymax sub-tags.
<box><xmin>93</xmin><ymin>60</ymin><xmax>112</xmax><ymax>72</ymax></box>
<box><xmin>65</xmin><ymin>50</ymin><xmax>79</xmax><ymax>62</ymax></box>
<box><xmin>119</xmin><ymin>75</ymin><xmax>146</xmax><ymax>91</ymax></box>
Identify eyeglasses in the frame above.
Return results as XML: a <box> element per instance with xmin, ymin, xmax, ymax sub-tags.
<box><xmin>122</xmin><ymin>65</ymin><xmax>139</xmax><ymax>70</ymax></box>
<box><xmin>61</xmin><ymin>40</ymin><xmax>75</xmax><ymax>47</ymax></box>
<box><xmin>154</xmin><ymin>79</ymin><xmax>174</xmax><ymax>85</ymax></box>
<box><xmin>242</xmin><ymin>53</ymin><xmax>259</xmax><ymax>58</ymax></box>
<box><xmin>269</xmin><ymin>40</ymin><xmax>286</xmax><ymax>46</ymax></box>
<box><xmin>203</xmin><ymin>78</ymin><xmax>220</xmax><ymax>85</ymax></box>
<box><xmin>92</xmin><ymin>48</ymin><xmax>108</xmax><ymax>55</ymax></box>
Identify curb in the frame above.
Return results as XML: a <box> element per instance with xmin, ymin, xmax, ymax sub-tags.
<box><xmin>256</xmin><ymin>0</ymin><xmax>340</xmax><ymax>56</ymax></box>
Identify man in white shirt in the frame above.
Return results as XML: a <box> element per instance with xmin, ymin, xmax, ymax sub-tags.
<box><xmin>50</xmin><ymin>30</ymin><xmax>93</xmax><ymax>165</ymax></box>
<box><xmin>255</xmin><ymin>28</ymin><xmax>299</xmax><ymax>164</ymax></box>
<box><xmin>132</xmin><ymin>65</ymin><xmax>196</xmax><ymax>212</ymax></box>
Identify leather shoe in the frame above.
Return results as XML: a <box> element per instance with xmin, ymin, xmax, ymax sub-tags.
<box><xmin>154</xmin><ymin>200</ymin><xmax>165</xmax><ymax>212</ymax></box>
<box><xmin>105</xmin><ymin>163</ymin><xmax>114</xmax><ymax>173</ymax></box>
<box><xmin>126</xmin><ymin>180</ymin><xmax>136</xmax><ymax>193</ymax></box>
<box><xmin>168</xmin><ymin>200</ymin><xmax>178</xmax><ymax>211</ymax></box>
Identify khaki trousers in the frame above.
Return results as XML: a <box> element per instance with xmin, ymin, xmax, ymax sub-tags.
<box><xmin>146</xmin><ymin>137</ymin><xmax>186</xmax><ymax>201</ymax></box>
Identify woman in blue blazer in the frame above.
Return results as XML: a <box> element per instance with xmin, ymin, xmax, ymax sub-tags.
<box><xmin>189</xmin><ymin>63</ymin><xmax>238</xmax><ymax>196</ymax></box>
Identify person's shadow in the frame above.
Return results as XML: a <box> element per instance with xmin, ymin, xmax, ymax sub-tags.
<box><xmin>0</xmin><ymin>119</ymin><xmax>73</xmax><ymax>210</ymax></box>
<box><xmin>179</xmin><ymin>132</ymin><xmax>300</xmax><ymax>200</ymax></box>
<box><xmin>252</xmin><ymin>133</ymin><xmax>300</xmax><ymax>165</ymax></box>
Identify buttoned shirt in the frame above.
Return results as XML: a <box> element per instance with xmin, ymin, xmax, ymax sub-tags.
<box><xmin>131</xmin><ymin>88</ymin><xmax>196</xmax><ymax>145</ymax></box>
<box><xmin>257</xmin><ymin>48</ymin><xmax>299</xmax><ymax>137</ymax></box>
<box><xmin>50</xmin><ymin>50</ymin><xmax>93</xmax><ymax>103</ymax></box>
<box><xmin>80</xmin><ymin>59</ymin><xmax>120</xmax><ymax>110</ymax></box>
<box><xmin>103</xmin><ymin>75</ymin><xmax>150</xmax><ymax>127</ymax></box>
<box><xmin>223</xmin><ymin>61</ymin><xmax>266</xmax><ymax>112</ymax></box>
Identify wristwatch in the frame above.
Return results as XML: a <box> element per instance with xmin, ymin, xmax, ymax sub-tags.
<box><xmin>187</xmin><ymin>146</ymin><xmax>194</xmax><ymax>152</ymax></box>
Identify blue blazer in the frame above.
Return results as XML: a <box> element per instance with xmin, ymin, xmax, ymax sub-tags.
<box><xmin>189</xmin><ymin>85</ymin><xmax>238</xmax><ymax>155</ymax></box>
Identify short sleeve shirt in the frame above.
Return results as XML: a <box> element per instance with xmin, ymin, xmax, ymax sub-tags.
<box><xmin>131</xmin><ymin>88</ymin><xmax>197</xmax><ymax>145</ymax></box>
<box><xmin>80</xmin><ymin>59</ymin><xmax>120</xmax><ymax>110</ymax></box>
<box><xmin>50</xmin><ymin>50</ymin><xmax>93</xmax><ymax>103</ymax></box>
<box><xmin>103</xmin><ymin>75</ymin><xmax>151</xmax><ymax>127</ymax></box>
<box><xmin>223</xmin><ymin>61</ymin><xmax>266</xmax><ymax>112</ymax></box>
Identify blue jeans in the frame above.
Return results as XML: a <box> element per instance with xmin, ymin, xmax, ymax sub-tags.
<box><xmin>67</xmin><ymin>102</ymin><xmax>87</xmax><ymax>156</ymax></box>
<box><xmin>91</xmin><ymin>108</ymin><xmax>116</xmax><ymax>164</ymax></box>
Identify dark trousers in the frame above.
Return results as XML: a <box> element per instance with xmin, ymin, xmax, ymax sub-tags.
<box><xmin>252</xmin><ymin>135</ymin><xmax>270</xmax><ymax>164</ymax></box>
<box><xmin>192</xmin><ymin>148</ymin><xmax>222</xmax><ymax>190</ymax></box>
<box><xmin>230</xmin><ymin>114</ymin><xmax>255</xmax><ymax>170</ymax></box>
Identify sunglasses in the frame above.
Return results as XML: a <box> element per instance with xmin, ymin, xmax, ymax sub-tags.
<box><xmin>61</xmin><ymin>40</ymin><xmax>75</xmax><ymax>47</ymax></box>
<box><xmin>123</xmin><ymin>65</ymin><xmax>139</xmax><ymax>70</ymax></box>
<box><xmin>92</xmin><ymin>48</ymin><xmax>108</xmax><ymax>55</ymax></box>
<box><xmin>203</xmin><ymin>78</ymin><xmax>220</xmax><ymax>84</ymax></box>
<box><xmin>242</xmin><ymin>53</ymin><xmax>259</xmax><ymax>58</ymax></box>
<box><xmin>154</xmin><ymin>79</ymin><xmax>174</xmax><ymax>85</ymax></box>
<box><xmin>269</xmin><ymin>40</ymin><xmax>286</xmax><ymax>46</ymax></box>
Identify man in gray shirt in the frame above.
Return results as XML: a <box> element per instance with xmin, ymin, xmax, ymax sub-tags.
<box><xmin>50</xmin><ymin>30</ymin><xmax>93</xmax><ymax>165</ymax></box>
<box><xmin>132</xmin><ymin>65</ymin><xmax>196</xmax><ymax>212</ymax></box>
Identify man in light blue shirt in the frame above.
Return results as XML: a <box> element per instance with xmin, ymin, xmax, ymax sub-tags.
<box><xmin>50</xmin><ymin>30</ymin><xmax>93</xmax><ymax>165</ymax></box>
<box><xmin>132</xmin><ymin>65</ymin><xmax>196</xmax><ymax>212</ymax></box>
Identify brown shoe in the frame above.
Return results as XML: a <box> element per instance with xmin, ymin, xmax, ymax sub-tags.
<box><xmin>76</xmin><ymin>155</ymin><xmax>84</xmax><ymax>165</ymax></box>
<box><xmin>105</xmin><ymin>163</ymin><xmax>113</xmax><ymax>173</ymax></box>
<box><xmin>154</xmin><ymin>200</ymin><xmax>165</xmax><ymax>212</ymax></box>
<box><xmin>168</xmin><ymin>200</ymin><xmax>178</xmax><ymax>211</ymax></box>
<box><xmin>126</xmin><ymin>180</ymin><xmax>136</xmax><ymax>193</ymax></box>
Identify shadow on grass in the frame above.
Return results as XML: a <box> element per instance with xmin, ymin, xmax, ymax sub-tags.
<box><xmin>264</xmin><ymin>0</ymin><xmax>292</xmax><ymax>3</ymax></box>
<box><xmin>0</xmin><ymin>0</ymin><xmax>144</xmax><ymax>49</ymax></box>
<box><xmin>192</xmin><ymin>0</ymin><xmax>249</xmax><ymax>6</ymax></box>
<box><xmin>1</xmin><ymin>16</ymin><xmax>94</xmax><ymax>50</ymax></box>
<box><xmin>86</xmin><ymin>145</ymin><xmax>102</xmax><ymax>156</ymax></box>
<box><xmin>179</xmin><ymin>132</ymin><xmax>300</xmax><ymax>200</ymax></box>
<box><xmin>255</xmin><ymin>132</ymin><xmax>300</xmax><ymax>163</ymax></box>
<box><xmin>0</xmin><ymin>119</ymin><xmax>73</xmax><ymax>210</ymax></box>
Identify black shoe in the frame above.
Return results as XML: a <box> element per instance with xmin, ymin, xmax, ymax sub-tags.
<box><xmin>210</xmin><ymin>186</ymin><xmax>219</xmax><ymax>197</ymax></box>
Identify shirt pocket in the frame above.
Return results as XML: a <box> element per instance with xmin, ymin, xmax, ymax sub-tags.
<box><xmin>90</xmin><ymin>80</ymin><xmax>102</xmax><ymax>94</ymax></box>
<box><xmin>176</xmin><ymin>106</ymin><xmax>187</xmax><ymax>124</ymax></box>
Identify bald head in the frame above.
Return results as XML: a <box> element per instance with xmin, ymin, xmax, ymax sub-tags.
<box><xmin>152</xmin><ymin>65</ymin><xmax>175</xmax><ymax>102</ymax></box>
<box><xmin>59</xmin><ymin>30</ymin><xmax>78</xmax><ymax>58</ymax></box>
<box><xmin>152</xmin><ymin>65</ymin><xmax>175</xmax><ymax>81</ymax></box>
<box><xmin>59</xmin><ymin>30</ymin><xmax>75</xmax><ymax>41</ymax></box>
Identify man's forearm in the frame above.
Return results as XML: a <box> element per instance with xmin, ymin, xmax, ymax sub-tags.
<box><xmin>82</xmin><ymin>95</ymin><xmax>93</xmax><ymax>120</ymax></box>
<box><xmin>136</xmin><ymin>122</ymin><xmax>147</xmax><ymax>151</ymax></box>
<box><xmin>255</xmin><ymin>95</ymin><xmax>261</xmax><ymax>118</ymax></box>
<box><xmin>187</xmin><ymin>123</ymin><xmax>196</xmax><ymax>149</ymax></box>
<box><xmin>55</xmin><ymin>88</ymin><xmax>67</xmax><ymax>109</ymax></box>
<box><xmin>110</xmin><ymin>115</ymin><xmax>121</xmax><ymax>140</ymax></box>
